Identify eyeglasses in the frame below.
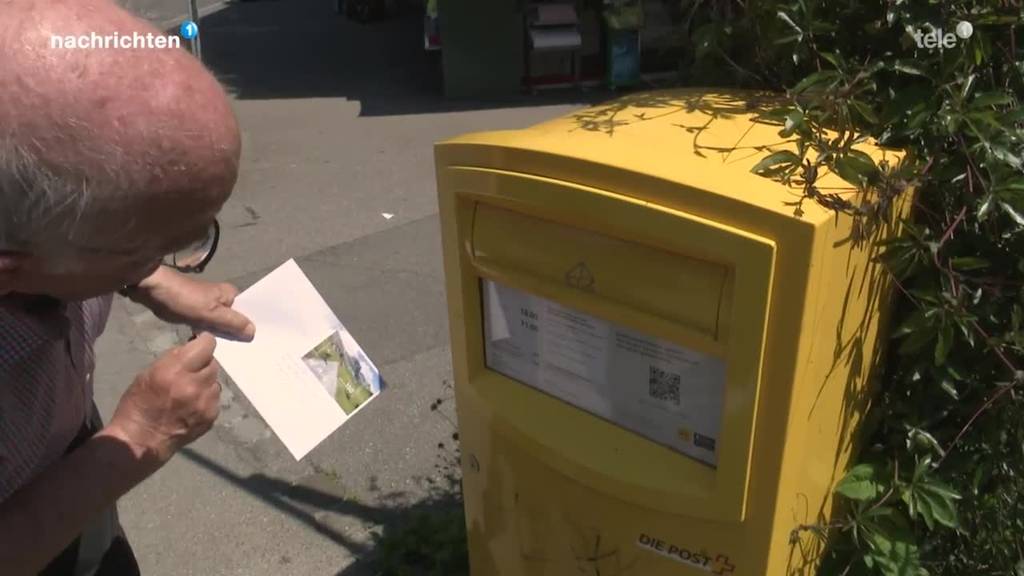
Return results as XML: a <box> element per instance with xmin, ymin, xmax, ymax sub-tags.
<box><xmin>163</xmin><ymin>220</ymin><xmax>220</xmax><ymax>274</ymax></box>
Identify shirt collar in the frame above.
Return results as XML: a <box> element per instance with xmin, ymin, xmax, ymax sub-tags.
<box><xmin>0</xmin><ymin>294</ymin><xmax>70</xmax><ymax>338</ymax></box>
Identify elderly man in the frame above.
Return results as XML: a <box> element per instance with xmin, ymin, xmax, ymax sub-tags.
<box><xmin>0</xmin><ymin>1</ymin><xmax>254</xmax><ymax>574</ymax></box>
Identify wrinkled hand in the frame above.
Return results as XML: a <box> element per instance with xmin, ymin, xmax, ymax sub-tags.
<box><xmin>105</xmin><ymin>333</ymin><xmax>221</xmax><ymax>467</ymax></box>
<box><xmin>130</xmin><ymin>266</ymin><xmax>255</xmax><ymax>341</ymax></box>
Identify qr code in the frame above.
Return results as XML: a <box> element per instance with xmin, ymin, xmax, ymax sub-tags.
<box><xmin>649</xmin><ymin>366</ymin><xmax>681</xmax><ymax>406</ymax></box>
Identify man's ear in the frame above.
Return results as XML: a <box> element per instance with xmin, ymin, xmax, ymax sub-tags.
<box><xmin>0</xmin><ymin>252</ymin><xmax>27</xmax><ymax>296</ymax></box>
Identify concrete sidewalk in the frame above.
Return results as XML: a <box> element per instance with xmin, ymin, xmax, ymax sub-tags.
<box><xmin>93</xmin><ymin>1</ymin><xmax>591</xmax><ymax>574</ymax></box>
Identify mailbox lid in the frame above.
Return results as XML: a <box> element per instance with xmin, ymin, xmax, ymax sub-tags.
<box><xmin>436</xmin><ymin>88</ymin><xmax>903</xmax><ymax>227</ymax></box>
<box><xmin>446</xmin><ymin>165</ymin><xmax>776</xmax><ymax>522</ymax></box>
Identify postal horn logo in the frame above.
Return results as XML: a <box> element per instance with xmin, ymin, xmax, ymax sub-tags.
<box><xmin>566</xmin><ymin>261</ymin><xmax>596</xmax><ymax>291</ymax></box>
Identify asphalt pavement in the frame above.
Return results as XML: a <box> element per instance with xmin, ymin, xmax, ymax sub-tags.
<box><xmin>92</xmin><ymin>1</ymin><xmax>589</xmax><ymax>574</ymax></box>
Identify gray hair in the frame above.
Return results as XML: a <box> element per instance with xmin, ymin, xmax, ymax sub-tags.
<box><xmin>0</xmin><ymin>139</ymin><xmax>92</xmax><ymax>268</ymax></box>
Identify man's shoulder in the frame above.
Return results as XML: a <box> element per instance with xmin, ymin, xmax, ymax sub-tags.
<box><xmin>0</xmin><ymin>294</ymin><xmax>113</xmax><ymax>357</ymax></box>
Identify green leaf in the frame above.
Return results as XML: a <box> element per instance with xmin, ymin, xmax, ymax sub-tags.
<box><xmin>780</xmin><ymin>110</ymin><xmax>805</xmax><ymax>138</ymax></box>
<box><xmin>961</xmin><ymin>73</ymin><xmax>977</xmax><ymax>100</ymax></box>
<box><xmin>920</xmin><ymin>479</ymin><xmax>961</xmax><ymax>502</ymax></box>
<box><xmin>940</xmin><ymin>379</ymin><xmax>960</xmax><ymax>400</ymax></box>
<box><xmin>894</xmin><ymin>310</ymin><xmax>930</xmax><ymax>337</ymax></box>
<box><xmin>972</xmin><ymin>91</ymin><xmax>1014</xmax><ymax>109</ymax></box>
<box><xmin>913</xmin><ymin>455</ymin><xmax>933</xmax><ymax>481</ymax></box>
<box><xmin>862</xmin><ymin>505</ymin><xmax>897</xmax><ymax>520</ymax></box>
<box><xmin>935</xmin><ymin>322</ymin><xmax>953</xmax><ymax>365</ymax></box>
<box><xmin>849</xmin><ymin>148</ymin><xmax>877</xmax><ymax>165</ymax></box>
<box><xmin>919</xmin><ymin>483</ymin><xmax>960</xmax><ymax>528</ymax></box>
<box><xmin>757</xmin><ymin>106</ymin><xmax>794</xmax><ymax>125</ymax></box>
<box><xmin>907</xmin><ymin>105</ymin><xmax>934</xmax><ymax>130</ymax></box>
<box><xmin>836</xmin><ymin>464</ymin><xmax>882</xmax><ymax>501</ymax></box>
<box><xmin>912</xmin><ymin>491</ymin><xmax>937</xmax><ymax>530</ymax></box>
<box><xmin>1007</xmin><ymin>108</ymin><xmax>1024</xmax><ymax>124</ymax></box>
<box><xmin>836</xmin><ymin>152</ymin><xmax>879</xmax><ymax>187</ymax></box>
<box><xmin>978</xmin><ymin>194</ymin><xmax>996</xmax><ymax>220</ymax></box>
<box><xmin>949</xmin><ymin>257</ymin><xmax>989</xmax><ymax>271</ymax></box>
<box><xmin>991</xmin><ymin>145</ymin><xmax>1023</xmax><ymax>169</ymax></box>
<box><xmin>810</xmin><ymin>21</ymin><xmax>837</xmax><ymax>34</ymax></box>
<box><xmin>908</xmin><ymin>427</ymin><xmax>945</xmax><ymax>457</ymax></box>
<box><xmin>900</xmin><ymin>486</ymin><xmax>916</xmax><ymax>518</ymax></box>
<box><xmin>893</xmin><ymin>60</ymin><xmax>928</xmax><ymax>76</ymax></box>
<box><xmin>773</xmin><ymin>32</ymin><xmax>804</xmax><ymax>45</ymax></box>
<box><xmin>865</xmin><ymin>529</ymin><xmax>895</xmax><ymax>558</ymax></box>
<box><xmin>862</xmin><ymin>515</ymin><xmax>922</xmax><ymax>576</ymax></box>
<box><xmin>899</xmin><ymin>325</ymin><xmax>935</xmax><ymax>355</ymax></box>
<box><xmin>751</xmin><ymin>150</ymin><xmax>800</xmax><ymax>175</ymax></box>
<box><xmin>1001</xmin><ymin>201</ymin><xmax>1024</xmax><ymax>227</ymax></box>
<box><xmin>909</xmin><ymin>290</ymin><xmax>941</xmax><ymax>305</ymax></box>
<box><xmin>995</xmin><ymin>179</ymin><xmax>1024</xmax><ymax>194</ymax></box>
<box><xmin>776</xmin><ymin>11</ymin><xmax>803</xmax><ymax>39</ymax></box>
<box><xmin>851</xmin><ymin>100</ymin><xmax>879</xmax><ymax>123</ymax></box>
<box><xmin>965</xmin><ymin>111</ymin><xmax>1004</xmax><ymax>131</ymax></box>
<box><xmin>820</xmin><ymin>51</ymin><xmax>844</xmax><ymax>71</ymax></box>
<box><xmin>791</xmin><ymin>70</ymin><xmax>842</xmax><ymax>94</ymax></box>
<box><xmin>972</xmin><ymin>465</ymin><xmax>987</xmax><ymax>496</ymax></box>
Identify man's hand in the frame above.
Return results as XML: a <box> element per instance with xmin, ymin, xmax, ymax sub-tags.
<box><xmin>103</xmin><ymin>333</ymin><xmax>222</xmax><ymax>468</ymax></box>
<box><xmin>1</xmin><ymin>333</ymin><xmax>222</xmax><ymax>576</ymax></box>
<box><xmin>129</xmin><ymin>266</ymin><xmax>255</xmax><ymax>341</ymax></box>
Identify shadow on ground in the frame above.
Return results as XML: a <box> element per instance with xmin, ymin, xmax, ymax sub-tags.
<box><xmin>174</xmin><ymin>0</ymin><xmax>611</xmax><ymax>116</ymax></box>
<box><xmin>181</xmin><ymin>446</ymin><xmax>468</xmax><ymax>576</ymax></box>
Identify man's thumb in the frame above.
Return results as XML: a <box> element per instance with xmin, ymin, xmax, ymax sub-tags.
<box><xmin>206</xmin><ymin>306</ymin><xmax>255</xmax><ymax>342</ymax></box>
<box><xmin>180</xmin><ymin>332</ymin><xmax>217</xmax><ymax>371</ymax></box>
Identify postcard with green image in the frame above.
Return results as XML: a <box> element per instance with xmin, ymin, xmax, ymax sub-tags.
<box><xmin>302</xmin><ymin>329</ymin><xmax>381</xmax><ymax>417</ymax></box>
<box><xmin>214</xmin><ymin>259</ymin><xmax>385</xmax><ymax>460</ymax></box>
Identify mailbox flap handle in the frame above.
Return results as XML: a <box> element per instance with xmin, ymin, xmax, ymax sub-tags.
<box><xmin>471</xmin><ymin>202</ymin><xmax>730</xmax><ymax>340</ymax></box>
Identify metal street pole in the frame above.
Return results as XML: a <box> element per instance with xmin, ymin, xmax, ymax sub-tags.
<box><xmin>188</xmin><ymin>0</ymin><xmax>202</xmax><ymax>61</ymax></box>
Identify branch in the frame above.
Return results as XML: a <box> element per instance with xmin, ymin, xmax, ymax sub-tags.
<box><xmin>934</xmin><ymin>206</ymin><xmax>968</xmax><ymax>299</ymax></box>
<box><xmin>939</xmin><ymin>376</ymin><xmax>1020</xmax><ymax>466</ymax></box>
<box><xmin>934</xmin><ymin>206</ymin><xmax>967</xmax><ymax>261</ymax></box>
<box><xmin>714</xmin><ymin>46</ymin><xmax>765</xmax><ymax>83</ymax></box>
<box><xmin>938</xmin><ymin>319</ymin><xmax>1023</xmax><ymax>464</ymax></box>
<box><xmin>958</xmin><ymin>135</ymin><xmax>989</xmax><ymax>196</ymax></box>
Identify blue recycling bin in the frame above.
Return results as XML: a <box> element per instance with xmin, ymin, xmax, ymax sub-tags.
<box><xmin>608</xmin><ymin>28</ymin><xmax>640</xmax><ymax>88</ymax></box>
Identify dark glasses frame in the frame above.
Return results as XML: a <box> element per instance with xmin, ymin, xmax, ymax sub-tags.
<box><xmin>164</xmin><ymin>219</ymin><xmax>220</xmax><ymax>274</ymax></box>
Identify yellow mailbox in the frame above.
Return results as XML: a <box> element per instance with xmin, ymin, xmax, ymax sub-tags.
<box><xmin>435</xmin><ymin>89</ymin><xmax>906</xmax><ymax>576</ymax></box>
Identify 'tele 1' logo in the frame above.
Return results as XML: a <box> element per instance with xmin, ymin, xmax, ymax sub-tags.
<box><xmin>912</xmin><ymin>21</ymin><xmax>973</xmax><ymax>50</ymax></box>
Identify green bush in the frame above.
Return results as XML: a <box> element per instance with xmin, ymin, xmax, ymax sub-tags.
<box><xmin>674</xmin><ymin>0</ymin><xmax>1023</xmax><ymax>574</ymax></box>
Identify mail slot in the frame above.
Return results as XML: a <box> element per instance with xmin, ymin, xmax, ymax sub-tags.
<box><xmin>472</xmin><ymin>203</ymin><xmax>730</xmax><ymax>339</ymax></box>
<box><xmin>435</xmin><ymin>89</ymin><xmax>908</xmax><ymax>575</ymax></box>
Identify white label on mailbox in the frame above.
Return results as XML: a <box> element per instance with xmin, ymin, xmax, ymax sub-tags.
<box><xmin>482</xmin><ymin>279</ymin><xmax>726</xmax><ymax>466</ymax></box>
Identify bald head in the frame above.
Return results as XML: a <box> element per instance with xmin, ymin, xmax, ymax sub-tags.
<box><xmin>0</xmin><ymin>0</ymin><xmax>240</xmax><ymax>255</ymax></box>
